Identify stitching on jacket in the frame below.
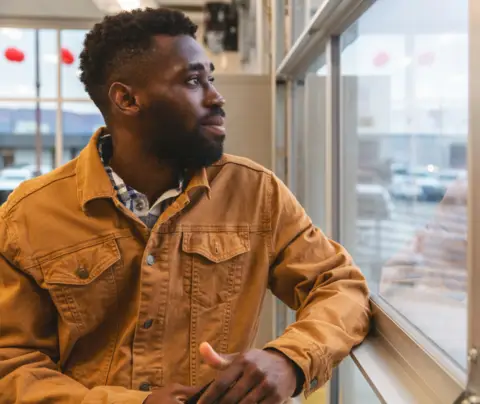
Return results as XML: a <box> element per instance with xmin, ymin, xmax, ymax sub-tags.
<box><xmin>2</xmin><ymin>170</ymin><xmax>77</xmax><ymax>217</ymax></box>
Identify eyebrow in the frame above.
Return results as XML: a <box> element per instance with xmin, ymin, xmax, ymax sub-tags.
<box><xmin>187</xmin><ymin>62</ymin><xmax>215</xmax><ymax>73</ymax></box>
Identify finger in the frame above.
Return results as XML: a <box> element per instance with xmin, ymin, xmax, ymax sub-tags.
<box><xmin>199</xmin><ymin>342</ymin><xmax>236</xmax><ymax>370</ymax></box>
<box><xmin>218</xmin><ymin>364</ymin><xmax>265</xmax><ymax>404</ymax></box>
<box><xmin>198</xmin><ymin>364</ymin><xmax>243</xmax><ymax>404</ymax></box>
<box><xmin>239</xmin><ymin>379</ymin><xmax>279</xmax><ymax>404</ymax></box>
<box><xmin>172</xmin><ymin>384</ymin><xmax>203</xmax><ymax>400</ymax></box>
<box><xmin>238</xmin><ymin>384</ymin><xmax>268</xmax><ymax>404</ymax></box>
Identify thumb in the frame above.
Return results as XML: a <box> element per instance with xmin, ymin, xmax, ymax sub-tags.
<box><xmin>199</xmin><ymin>342</ymin><xmax>235</xmax><ymax>370</ymax></box>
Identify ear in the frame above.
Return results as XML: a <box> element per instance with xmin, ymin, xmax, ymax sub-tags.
<box><xmin>108</xmin><ymin>82</ymin><xmax>140</xmax><ymax>116</ymax></box>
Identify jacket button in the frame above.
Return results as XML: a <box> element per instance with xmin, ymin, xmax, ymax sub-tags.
<box><xmin>143</xmin><ymin>319</ymin><xmax>153</xmax><ymax>329</ymax></box>
<box><xmin>76</xmin><ymin>267</ymin><xmax>89</xmax><ymax>279</ymax></box>
<box><xmin>310</xmin><ymin>378</ymin><xmax>318</xmax><ymax>390</ymax></box>
<box><xmin>139</xmin><ymin>382</ymin><xmax>151</xmax><ymax>391</ymax></box>
<box><xmin>146</xmin><ymin>255</ymin><xmax>155</xmax><ymax>266</ymax></box>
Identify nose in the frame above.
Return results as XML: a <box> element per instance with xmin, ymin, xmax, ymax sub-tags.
<box><xmin>204</xmin><ymin>86</ymin><xmax>225</xmax><ymax>108</ymax></box>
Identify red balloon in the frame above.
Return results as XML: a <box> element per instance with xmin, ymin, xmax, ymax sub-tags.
<box><xmin>4</xmin><ymin>47</ymin><xmax>25</xmax><ymax>62</ymax></box>
<box><xmin>61</xmin><ymin>48</ymin><xmax>74</xmax><ymax>65</ymax></box>
<box><xmin>373</xmin><ymin>51</ymin><xmax>390</xmax><ymax>67</ymax></box>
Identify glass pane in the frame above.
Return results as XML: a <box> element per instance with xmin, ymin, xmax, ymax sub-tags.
<box><xmin>307</xmin><ymin>0</ymin><xmax>327</xmax><ymax>19</ymax></box>
<box><xmin>62</xmin><ymin>102</ymin><xmax>105</xmax><ymax>162</ymax></box>
<box><xmin>0</xmin><ymin>101</ymin><xmax>56</xmax><ymax>203</ymax></box>
<box><xmin>339</xmin><ymin>0</ymin><xmax>468</xmax><ymax>369</ymax></box>
<box><xmin>302</xmin><ymin>55</ymin><xmax>327</xmax><ymax>230</ymax></box>
<box><xmin>275</xmin><ymin>0</ymin><xmax>287</xmax><ymax>67</ymax></box>
<box><xmin>340</xmin><ymin>358</ymin><xmax>381</xmax><ymax>404</ymax></box>
<box><xmin>0</xmin><ymin>28</ymin><xmax>56</xmax><ymax>98</ymax></box>
<box><xmin>291</xmin><ymin>3</ymin><xmax>306</xmax><ymax>44</ymax></box>
<box><xmin>62</xmin><ymin>102</ymin><xmax>104</xmax><ymax>163</ymax></box>
<box><xmin>61</xmin><ymin>30</ymin><xmax>89</xmax><ymax>99</ymax></box>
<box><xmin>275</xmin><ymin>84</ymin><xmax>287</xmax><ymax>180</ymax></box>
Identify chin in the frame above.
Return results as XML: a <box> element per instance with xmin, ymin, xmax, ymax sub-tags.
<box><xmin>178</xmin><ymin>142</ymin><xmax>224</xmax><ymax>171</ymax></box>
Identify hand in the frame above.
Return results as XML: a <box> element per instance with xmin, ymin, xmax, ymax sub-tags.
<box><xmin>144</xmin><ymin>383</ymin><xmax>202</xmax><ymax>404</ymax></box>
<box><xmin>198</xmin><ymin>342</ymin><xmax>298</xmax><ymax>404</ymax></box>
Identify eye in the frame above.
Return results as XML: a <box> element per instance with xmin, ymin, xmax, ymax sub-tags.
<box><xmin>187</xmin><ymin>76</ymin><xmax>200</xmax><ymax>86</ymax></box>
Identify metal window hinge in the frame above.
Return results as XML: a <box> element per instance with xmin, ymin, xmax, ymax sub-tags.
<box><xmin>455</xmin><ymin>348</ymin><xmax>480</xmax><ymax>403</ymax></box>
<box><xmin>454</xmin><ymin>391</ymin><xmax>480</xmax><ymax>404</ymax></box>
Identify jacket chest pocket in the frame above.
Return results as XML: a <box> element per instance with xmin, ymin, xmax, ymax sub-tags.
<box><xmin>41</xmin><ymin>239</ymin><xmax>121</xmax><ymax>332</ymax></box>
<box><xmin>182</xmin><ymin>231</ymin><xmax>250</xmax><ymax>308</ymax></box>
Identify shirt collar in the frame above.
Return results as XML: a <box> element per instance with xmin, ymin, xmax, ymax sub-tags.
<box><xmin>76</xmin><ymin>127</ymin><xmax>211</xmax><ymax>210</ymax></box>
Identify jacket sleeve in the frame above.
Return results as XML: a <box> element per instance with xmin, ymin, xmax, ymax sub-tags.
<box><xmin>263</xmin><ymin>173</ymin><xmax>371</xmax><ymax>397</ymax></box>
<box><xmin>0</xmin><ymin>221</ymin><xmax>151</xmax><ymax>404</ymax></box>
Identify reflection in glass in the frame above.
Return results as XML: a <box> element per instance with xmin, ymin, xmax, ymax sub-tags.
<box><xmin>339</xmin><ymin>0</ymin><xmax>468</xmax><ymax>369</ymax></box>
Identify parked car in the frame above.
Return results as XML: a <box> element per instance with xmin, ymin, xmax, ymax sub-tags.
<box><xmin>389</xmin><ymin>165</ymin><xmax>445</xmax><ymax>201</ymax></box>
<box><xmin>0</xmin><ymin>164</ymin><xmax>50</xmax><ymax>204</ymax></box>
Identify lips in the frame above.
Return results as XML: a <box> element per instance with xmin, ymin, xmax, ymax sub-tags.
<box><xmin>201</xmin><ymin>116</ymin><xmax>225</xmax><ymax>126</ymax></box>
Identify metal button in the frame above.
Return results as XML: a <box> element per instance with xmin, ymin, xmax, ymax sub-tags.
<box><xmin>143</xmin><ymin>319</ymin><xmax>153</xmax><ymax>329</ymax></box>
<box><xmin>139</xmin><ymin>382</ymin><xmax>151</xmax><ymax>392</ymax></box>
<box><xmin>76</xmin><ymin>267</ymin><xmax>89</xmax><ymax>280</ymax></box>
<box><xmin>146</xmin><ymin>254</ymin><xmax>155</xmax><ymax>266</ymax></box>
<box><xmin>310</xmin><ymin>378</ymin><xmax>318</xmax><ymax>390</ymax></box>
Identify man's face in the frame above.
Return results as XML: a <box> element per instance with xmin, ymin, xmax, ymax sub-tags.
<box><xmin>131</xmin><ymin>35</ymin><xmax>226</xmax><ymax>170</ymax></box>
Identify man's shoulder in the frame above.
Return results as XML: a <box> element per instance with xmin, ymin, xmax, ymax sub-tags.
<box><xmin>1</xmin><ymin>159</ymin><xmax>79</xmax><ymax>217</ymax></box>
<box><xmin>212</xmin><ymin>154</ymin><xmax>272</xmax><ymax>176</ymax></box>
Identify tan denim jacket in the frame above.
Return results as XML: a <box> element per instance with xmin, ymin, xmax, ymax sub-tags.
<box><xmin>0</xmin><ymin>129</ymin><xmax>370</xmax><ymax>403</ymax></box>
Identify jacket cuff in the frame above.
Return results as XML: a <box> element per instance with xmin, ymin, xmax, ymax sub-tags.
<box><xmin>263</xmin><ymin>347</ymin><xmax>305</xmax><ymax>396</ymax></box>
<box><xmin>263</xmin><ymin>330</ymin><xmax>331</xmax><ymax>398</ymax></box>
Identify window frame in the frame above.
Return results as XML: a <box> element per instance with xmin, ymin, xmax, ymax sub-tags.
<box><xmin>0</xmin><ymin>20</ymin><xmax>96</xmax><ymax>168</ymax></box>
<box><xmin>274</xmin><ymin>0</ymin><xmax>478</xmax><ymax>402</ymax></box>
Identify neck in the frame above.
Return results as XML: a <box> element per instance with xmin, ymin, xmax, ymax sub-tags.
<box><xmin>107</xmin><ymin>126</ymin><xmax>180</xmax><ymax>205</ymax></box>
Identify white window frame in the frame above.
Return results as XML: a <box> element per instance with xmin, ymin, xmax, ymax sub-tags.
<box><xmin>273</xmin><ymin>0</ymin><xmax>479</xmax><ymax>402</ymax></box>
<box><xmin>0</xmin><ymin>19</ymin><xmax>96</xmax><ymax>168</ymax></box>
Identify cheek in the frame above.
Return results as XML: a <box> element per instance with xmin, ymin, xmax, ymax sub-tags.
<box><xmin>176</xmin><ymin>93</ymin><xmax>203</xmax><ymax>128</ymax></box>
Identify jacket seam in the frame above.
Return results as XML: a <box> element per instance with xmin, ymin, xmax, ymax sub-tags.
<box><xmin>2</xmin><ymin>171</ymin><xmax>77</xmax><ymax>217</ymax></box>
<box><xmin>212</xmin><ymin>157</ymin><xmax>271</xmax><ymax>175</ymax></box>
<box><xmin>267</xmin><ymin>171</ymin><xmax>274</xmax><ymax>265</ymax></box>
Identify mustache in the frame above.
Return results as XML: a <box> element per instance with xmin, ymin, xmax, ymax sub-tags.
<box><xmin>203</xmin><ymin>107</ymin><xmax>226</xmax><ymax>120</ymax></box>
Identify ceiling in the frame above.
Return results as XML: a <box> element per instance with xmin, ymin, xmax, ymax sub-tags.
<box><xmin>0</xmin><ymin>0</ymin><xmax>212</xmax><ymax>21</ymax></box>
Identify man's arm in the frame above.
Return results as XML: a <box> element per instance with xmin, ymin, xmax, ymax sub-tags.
<box><xmin>0</xmin><ymin>222</ymin><xmax>151</xmax><ymax>403</ymax></box>
<box><xmin>264</xmin><ymin>173</ymin><xmax>371</xmax><ymax>396</ymax></box>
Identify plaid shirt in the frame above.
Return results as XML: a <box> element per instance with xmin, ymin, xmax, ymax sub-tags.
<box><xmin>98</xmin><ymin>134</ymin><xmax>183</xmax><ymax>228</ymax></box>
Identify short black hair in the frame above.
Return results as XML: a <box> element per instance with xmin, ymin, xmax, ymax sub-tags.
<box><xmin>79</xmin><ymin>7</ymin><xmax>197</xmax><ymax>111</ymax></box>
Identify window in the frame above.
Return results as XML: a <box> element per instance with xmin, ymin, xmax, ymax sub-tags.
<box><xmin>0</xmin><ymin>28</ymin><xmax>57</xmax><ymax>98</ymax></box>
<box><xmin>339</xmin><ymin>0</ymin><xmax>468</xmax><ymax>371</ymax></box>
<box><xmin>61</xmin><ymin>30</ymin><xmax>89</xmax><ymax>99</ymax></box>
<box><xmin>339</xmin><ymin>358</ymin><xmax>381</xmax><ymax>404</ymax></box>
<box><xmin>307</xmin><ymin>0</ymin><xmax>327</xmax><ymax>17</ymax></box>
<box><xmin>0</xmin><ymin>26</ymin><xmax>99</xmax><ymax>202</ymax></box>
<box><xmin>276</xmin><ymin>0</ymin><xmax>475</xmax><ymax>401</ymax></box>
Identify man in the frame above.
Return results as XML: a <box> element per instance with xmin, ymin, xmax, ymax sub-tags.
<box><xmin>0</xmin><ymin>8</ymin><xmax>370</xmax><ymax>404</ymax></box>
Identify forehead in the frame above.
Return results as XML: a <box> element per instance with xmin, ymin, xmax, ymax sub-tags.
<box><xmin>151</xmin><ymin>35</ymin><xmax>213</xmax><ymax>74</ymax></box>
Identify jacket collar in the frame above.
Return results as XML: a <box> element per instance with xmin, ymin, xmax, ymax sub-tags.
<box><xmin>76</xmin><ymin>127</ymin><xmax>211</xmax><ymax>210</ymax></box>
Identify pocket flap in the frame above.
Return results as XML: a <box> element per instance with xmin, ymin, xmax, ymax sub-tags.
<box><xmin>182</xmin><ymin>232</ymin><xmax>250</xmax><ymax>263</ymax></box>
<box><xmin>42</xmin><ymin>239</ymin><xmax>121</xmax><ymax>285</ymax></box>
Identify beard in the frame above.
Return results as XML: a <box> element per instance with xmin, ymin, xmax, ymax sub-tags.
<box><xmin>140</xmin><ymin>104</ymin><xmax>225</xmax><ymax>171</ymax></box>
